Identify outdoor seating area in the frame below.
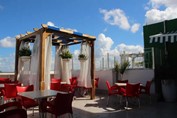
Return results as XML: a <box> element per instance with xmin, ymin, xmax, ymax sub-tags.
<box><xmin>2</xmin><ymin>91</ymin><xmax>175</xmax><ymax>118</ymax></box>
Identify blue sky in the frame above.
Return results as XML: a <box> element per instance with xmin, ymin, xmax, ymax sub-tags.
<box><xmin>0</xmin><ymin>0</ymin><xmax>177</xmax><ymax>72</ymax></box>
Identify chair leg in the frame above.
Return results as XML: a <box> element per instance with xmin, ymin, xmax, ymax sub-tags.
<box><xmin>149</xmin><ymin>95</ymin><xmax>151</xmax><ymax>104</ymax></box>
<box><xmin>32</xmin><ymin>107</ymin><xmax>34</xmax><ymax>116</ymax></box>
<box><xmin>106</xmin><ymin>96</ymin><xmax>110</xmax><ymax>106</ymax></box>
<box><xmin>137</xmin><ymin>98</ymin><xmax>140</xmax><ymax>108</ymax></box>
<box><xmin>125</xmin><ymin>97</ymin><xmax>128</xmax><ymax>108</ymax></box>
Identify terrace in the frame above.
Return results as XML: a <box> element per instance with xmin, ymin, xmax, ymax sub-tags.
<box><xmin>1</xmin><ymin>19</ymin><xmax>177</xmax><ymax>118</ymax></box>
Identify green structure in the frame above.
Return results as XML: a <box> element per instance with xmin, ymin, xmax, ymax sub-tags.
<box><xmin>143</xmin><ymin>18</ymin><xmax>177</xmax><ymax>100</ymax></box>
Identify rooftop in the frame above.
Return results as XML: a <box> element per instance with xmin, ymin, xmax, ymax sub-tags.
<box><xmin>26</xmin><ymin>91</ymin><xmax>177</xmax><ymax>118</ymax></box>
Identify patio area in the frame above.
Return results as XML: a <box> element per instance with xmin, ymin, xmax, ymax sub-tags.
<box><xmin>27</xmin><ymin>90</ymin><xmax>177</xmax><ymax>118</ymax></box>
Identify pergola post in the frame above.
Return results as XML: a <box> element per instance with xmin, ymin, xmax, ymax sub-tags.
<box><xmin>91</xmin><ymin>41</ymin><xmax>95</xmax><ymax>99</ymax></box>
<box><xmin>39</xmin><ymin>31</ymin><xmax>51</xmax><ymax>90</ymax></box>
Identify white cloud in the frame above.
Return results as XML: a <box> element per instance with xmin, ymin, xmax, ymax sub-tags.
<box><xmin>100</xmin><ymin>8</ymin><xmax>140</xmax><ymax>33</ymax></box>
<box><xmin>116</xmin><ymin>43</ymin><xmax>144</xmax><ymax>54</ymax></box>
<box><xmin>0</xmin><ymin>54</ymin><xmax>15</xmax><ymax>72</ymax></box>
<box><xmin>47</xmin><ymin>21</ymin><xmax>55</xmax><ymax>26</ymax></box>
<box><xmin>0</xmin><ymin>36</ymin><xmax>16</xmax><ymax>48</ymax></box>
<box><xmin>96</xmin><ymin>33</ymin><xmax>143</xmax><ymax>58</ymax></box>
<box><xmin>100</xmin><ymin>9</ymin><xmax>130</xmax><ymax>30</ymax></box>
<box><xmin>131</xmin><ymin>23</ymin><xmax>140</xmax><ymax>33</ymax></box>
<box><xmin>95</xmin><ymin>33</ymin><xmax>144</xmax><ymax>69</ymax></box>
<box><xmin>145</xmin><ymin>0</ymin><xmax>177</xmax><ymax>24</ymax></box>
<box><xmin>97</xmin><ymin>33</ymin><xmax>114</xmax><ymax>56</ymax></box>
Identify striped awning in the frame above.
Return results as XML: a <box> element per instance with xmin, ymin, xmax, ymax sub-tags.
<box><xmin>149</xmin><ymin>31</ymin><xmax>177</xmax><ymax>43</ymax></box>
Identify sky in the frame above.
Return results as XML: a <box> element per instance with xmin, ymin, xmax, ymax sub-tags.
<box><xmin>0</xmin><ymin>0</ymin><xmax>177</xmax><ymax>72</ymax></box>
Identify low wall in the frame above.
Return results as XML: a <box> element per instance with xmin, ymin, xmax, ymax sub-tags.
<box><xmin>0</xmin><ymin>68</ymin><xmax>155</xmax><ymax>94</ymax></box>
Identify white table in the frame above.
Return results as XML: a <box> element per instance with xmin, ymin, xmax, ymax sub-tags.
<box><xmin>115</xmin><ymin>83</ymin><xmax>143</xmax><ymax>87</ymax></box>
<box><xmin>0</xmin><ymin>84</ymin><xmax>4</xmax><ymax>88</ymax></box>
<box><xmin>18</xmin><ymin>89</ymin><xmax>67</xmax><ymax>118</ymax></box>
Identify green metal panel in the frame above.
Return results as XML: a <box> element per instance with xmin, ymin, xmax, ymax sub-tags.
<box><xmin>143</xmin><ymin>18</ymin><xmax>177</xmax><ymax>68</ymax></box>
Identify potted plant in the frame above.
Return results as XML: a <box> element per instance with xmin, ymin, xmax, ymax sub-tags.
<box><xmin>78</xmin><ymin>54</ymin><xmax>87</xmax><ymax>61</ymax></box>
<box><xmin>119</xmin><ymin>60</ymin><xmax>129</xmax><ymax>80</ymax></box>
<box><xmin>114</xmin><ymin>61</ymin><xmax>120</xmax><ymax>82</ymax></box>
<box><xmin>60</xmin><ymin>50</ymin><xmax>73</xmax><ymax>60</ymax></box>
<box><xmin>19</xmin><ymin>47</ymin><xmax>31</xmax><ymax>62</ymax></box>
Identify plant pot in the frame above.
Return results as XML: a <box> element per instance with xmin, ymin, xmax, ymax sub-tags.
<box><xmin>20</xmin><ymin>56</ymin><xmax>31</xmax><ymax>62</ymax></box>
<box><xmin>62</xmin><ymin>58</ymin><xmax>71</xmax><ymax>62</ymax></box>
<box><xmin>161</xmin><ymin>79</ymin><xmax>177</xmax><ymax>102</ymax></box>
<box><xmin>79</xmin><ymin>58</ymin><xmax>87</xmax><ymax>62</ymax></box>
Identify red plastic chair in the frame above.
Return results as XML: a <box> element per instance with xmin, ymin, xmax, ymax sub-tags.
<box><xmin>0</xmin><ymin>101</ymin><xmax>27</xmax><ymax>118</ymax></box>
<box><xmin>140</xmin><ymin>80</ymin><xmax>152</xmax><ymax>103</ymax></box>
<box><xmin>117</xmin><ymin>79</ymin><xmax>128</xmax><ymax>83</ymax></box>
<box><xmin>0</xmin><ymin>78</ymin><xmax>11</xmax><ymax>84</ymax></box>
<box><xmin>95</xmin><ymin>78</ymin><xmax>99</xmax><ymax>88</ymax></box>
<box><xmin>50</xmin><ymin>82</ymin><xmax>61</xmax><ymax>91</ymax></box>
<box><xmin>122</xmin><ymin>83</ymin><xmax>140</xmax><ymax>108</ymax></box>
<box><xmin>42</xmin><ymin>92</ymin><xmax>74</xmax><ymax>118</ymax></box>
<box><xmin>51</xmin><ymin>78</ymin><xmax>61</xmax><ymax>83</ymax></box>
<box><xmin>106</xmin><ymin>81</ymin><xmax>122</xmax><ymax>106</ymax></box>
<box><xmin>69</xmin><ymin>77</ymin><xmax>78</xmax><ymax>90</ymax></box>
<box><xmin>4</xmin><ymin>83</ymin><xmax>21</xmax><ymax>102</ymax></box>
<box><xmin>16</xmin><ymin>85</ymin><xmax>38</xmax><ymax>116</ymax></box>
<box><xmin>59</xmin><ymin>84</ymin><xmax>73</xmax><ymax>92</ymax></box>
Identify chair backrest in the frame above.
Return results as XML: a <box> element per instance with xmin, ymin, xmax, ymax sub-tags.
<box><xmin>50</xmin><ymin>82</ymin><xmax>61</xmax><ymax>91</ymax></box>
<box><xmin>4</xmin><ymin>83</ymin><xmax>21</xmax><ymax>98</ymax></box>
<box><xmin>51</xmin><ymin>78</ymin><xmax>61</xmax><ymax>83</ymax></box>
<box><xmin>0</xmin><ymin>101</ymin><xmax>27</xmax><ymax>118</ymax></box>
<box><xmin>0</xmin><ymin>108</ymin><xmax>27</xmax><ymax>118</ymax></box>
<box><xmin>117</xmin><ymin>80</ymin><xmax>128</xmax><ymax>83</ymax></box>
<box><xmin>54</xmin><ymin>92</ymin><xmax>74</xmax><ymax>116</ymax></box>
<box><xmin>69</xmin><ymin>77</ymin><xmax>77</xmax><ymax>85</ymax></box>
<box><xmin>16</xmin><ymin>85</ymin><xmax>34</xmax><ymax>93</ymax></box>
<box><xmin>106</xmin><ymin>81</ymin><xmax>111</xmax><ymax>90</ymax></box>
<box><xmin>95</xmin><ymin>78</ymin><xmax>99</xmax><ymax>88</ymax></box>
<box><xmin>59</xmin><ymin>84</ymin><xmax>73</xmax><ymax>92</ymax></box>
<box><xmin>0</xmin><ymin>78</ymin><xmax>11</xmax><ymax>84</ymax></box>
<box><xmin>126</xmin><ymin>83</ymin><xmax>140</xmax><ymax>97</ymax></box>
<box><xmin>0</xmin><ymin>101</ymin><xmax>22</xmax><ymax>111</ymax></box>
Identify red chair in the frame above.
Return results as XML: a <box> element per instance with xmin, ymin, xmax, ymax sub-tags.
<box><xmin>106</xmin><ymin>81</ymin><xmax>122</xmax><ymax>106</ymax></box>
<box><xmin>51</xmin><ymin>78</ymin><xmax>61</xmax><ymax>83</ymax></box>
<box><xmin>16</xmin><ymin>85</ymin><xmax>38</xmax><ymax>116</ymax></box>
<box><xmin>59</xmin><ymin>84</ymin><xmax>73</xmax><ymax>92</ymax></box>
<box><xmin>70</xmin><ymin>77</ymin><xmax>78</xmax><ymax>90</ymax></box>
<box><xmin>95</xmin><ymin>78</ymin><xmax>99</xmax><ymax>88</ymax></box>
<box><xmin>4</xmin><ymin>83</ymin><xmax>21</xmax><ymax>102</ymax></box>
<box><xmin>121</xmin><ymin>83</ymin><xmax>140</xmax><ymax>108</ymax></box>
<box><xmin>140</xmin><ymin>80</ymin><xmax>152</xmax><ymax>103</ymax></box>
<box><xmin>42</xmin><ymin>92</ymin><xmax>74</xmax><ymax>118</ymax></box>
<box><xmin>50</xmin><ymin>82</ymin><xmax>61</xmax><ymax>91</ymax></box>
<box><xmin>0</xmin><ymin>101</ymin><xmax>27</xmax><ymax>118</ymax></box>
<box><xmin>117</xmin><ymin>79</ymin><xmax>128</xmax><ymax>83</ymax></box>
<box><xmin>0</xmin><ymin>78</ymin><xmax>11</xmax><ymax>84</ymax></box>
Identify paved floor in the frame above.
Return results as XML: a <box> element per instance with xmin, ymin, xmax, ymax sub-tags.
<box><xmin>27</xmin><ymin>91</ymin><xmax>177</xmax><ymax>118</ymax></box>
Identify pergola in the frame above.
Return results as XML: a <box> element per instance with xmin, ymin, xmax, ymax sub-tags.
<box><xmin>14</xmin><ymin>24</ymin><xmax>96</xmax><ymax>99</ymax></box>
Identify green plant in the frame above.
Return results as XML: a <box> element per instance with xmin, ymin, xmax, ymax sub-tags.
<box><xmin>120</xmin><ymin>60</ymin><xmax>129</xmax><ymax>75</ymax></box>
<box><xmin>78</xmin><ymin>54</ymin><xmax>87</xmax><ymax>60</ymax></box>
<box><xmin>60</xmin><ymin>50</ymin><xmax>73</xmax><ymax>59</ymax></box>
<box><xmin>114</xmin><ymin>61</ymin><xmax>120</xmax><ymax>73</ymax></box>
<box><xmin>19</xmin><ymin>47</ymin><xmax>31</xmax><ymax>57</ymax></box>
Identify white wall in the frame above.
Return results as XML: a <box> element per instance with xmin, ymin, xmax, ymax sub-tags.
<box><xmin>0</xmin><ymin>69</ymin><xmax>155</xmax><ymax>94</ymax></box>
<box><xmin>95</xmin><ymin>69</ymin><xmax>155</xmax><ymax>94</ymax></box>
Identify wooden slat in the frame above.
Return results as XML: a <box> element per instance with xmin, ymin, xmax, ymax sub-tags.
<box><xmin>41</xmin><ymin>24</ymin><xmax>48</xmax><ymax>28</ymax></box>
<box><xmin>26</xmin><ymin>32</ymin><xmax>32</xmax><ymax>34</ymax></box>
<box><xmin>33</xmin><ymin>28</ymin><xmax>39</xmax><ymax>31</ymax></box>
